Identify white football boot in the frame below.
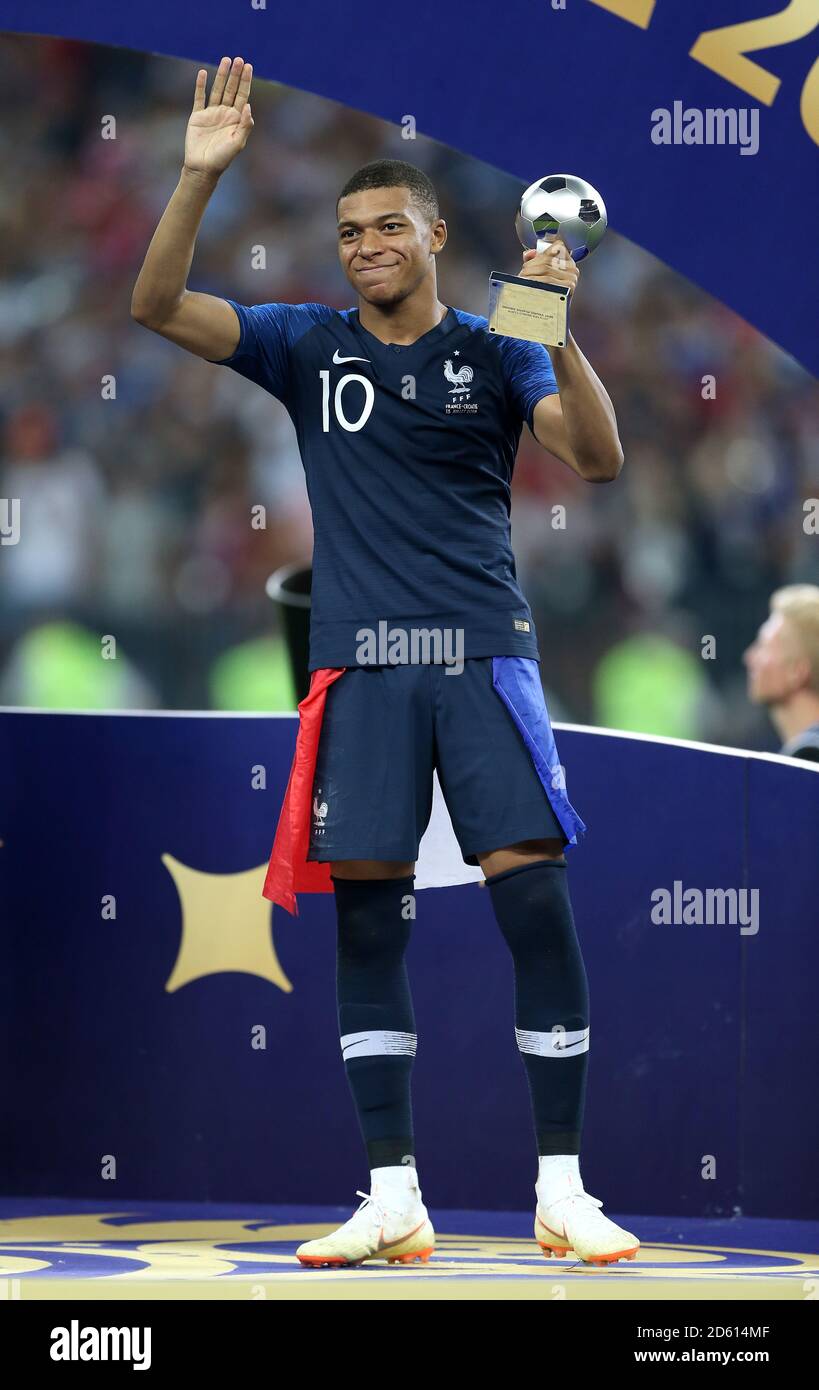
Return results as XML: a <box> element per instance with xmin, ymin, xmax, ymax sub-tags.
<box><xmin>535</xmin><ymin>1169</ymin><xmax>639</xmax><ymax>1266</ymax></box>
<box><xmin>296</xmin><ymin>1167</ymin><xmax>435</xmax><ymax>1268</ymax></box>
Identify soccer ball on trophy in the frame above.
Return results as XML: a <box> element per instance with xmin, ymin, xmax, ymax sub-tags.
<box><xmin>515</xmin><ymin>174</ymin><xmax>607</xmax><ymax>262</ymax></box>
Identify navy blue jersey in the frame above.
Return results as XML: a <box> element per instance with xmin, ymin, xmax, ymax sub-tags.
<box><xmin>210</xmin><ymin>301</ymin><xmax>558</xmax><ymax>669</ymax></box>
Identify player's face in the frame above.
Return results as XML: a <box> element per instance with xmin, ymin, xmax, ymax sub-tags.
<box><xmin>743</xmin><ymin>612</ymin><xmax>806</xmax><ymax>705</ymax></box>
<box><xmin>336</xmin><ymin>187</ymin><xmax>445</xmax><ymax>306</ymax></box>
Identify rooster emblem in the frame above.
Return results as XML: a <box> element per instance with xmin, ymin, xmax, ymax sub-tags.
<box><xmin>443</xmin><ymin>358</ymin><xmax>474</xmax><ymax>395</ymax></box>
<box><xmin>313</xmin><ymin>793</ymin><xmax>328</xmax><ymax>827</ymax></box>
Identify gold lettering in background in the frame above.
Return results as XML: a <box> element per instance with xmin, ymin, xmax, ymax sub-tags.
<box><xmin>587</xmin><ymin>0</ymin><xmax>656</xmax><ymax>29</ymax></box>
<box><xmin>588</xmin><ymin>0</ymin><xmax>819</xmax><ymax>146</ymax></box>
<box><xmin>690</xmin><ymin>1</ymin><xmax>818</xmax><ymax>106</ymax></box>
<box><xmin>801</xmin><ymin>52</ymin><xmax>819</xmax><ymax>144</ymax></box>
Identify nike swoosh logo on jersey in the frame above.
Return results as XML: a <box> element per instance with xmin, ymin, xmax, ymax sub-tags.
<box><xmin>332</xmin><ymin>349</ymin><xmax>370</xmax><ymax>365</ymax></box>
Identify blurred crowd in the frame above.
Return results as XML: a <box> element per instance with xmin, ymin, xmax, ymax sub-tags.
<box><xmin>1</xmin><ymin>37</ymin><xmax>817</xmax><ymax>748</ymax></box>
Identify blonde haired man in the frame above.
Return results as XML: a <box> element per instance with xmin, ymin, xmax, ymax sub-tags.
<box><xmin>744</xmin><ymin>585</ymin><xmax>819</xmax><ymax>762</ymax></box>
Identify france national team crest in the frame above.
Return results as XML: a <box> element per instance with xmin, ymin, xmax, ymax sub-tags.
<box><xmin>443</xmin><ymin>352</ymin><xmax>478</xmax><ymax>414</ymax></box>
<box><xmin>312</xmin><ymin>787</ymin><xmax>328</xmax><ymax>835</ymax></box>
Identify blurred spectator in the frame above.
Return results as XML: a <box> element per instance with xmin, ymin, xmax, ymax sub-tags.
<box><xmin>743</xmin><ymin>586</ymin><xmax>819</xmax><ymax>762</ymax></box>
<box><xmin>592</xmin><ymin>631</ymin><xmax>709</xmax><ymax>740</ymax></box>
<box><xmin>208</xmin><ymin>634</ymin><xmax>296</xmax><ymax>712</ymax></box>
<box><xmin>1</xmin><ymin>404</ymin><xmax>104</xmax><ymax>609</ymax></box>
<box><xmin>0</xmin><ymin>620</ymin><xmax>157</xmax><ymax>708</ymax></box>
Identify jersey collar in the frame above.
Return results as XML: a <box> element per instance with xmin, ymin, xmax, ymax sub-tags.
<box><xmin>348</xmin><ymin>305</ymin><xmax>458</xmax><ymax>353</ymax></box>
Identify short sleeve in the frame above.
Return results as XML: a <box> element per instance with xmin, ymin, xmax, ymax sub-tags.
<box><xmin>207</xmin><ymin>299</ymin><xmax>331</xmax><ymax>403</ymax></box>
<box><xmin>498</xmin><ymin>336</ymin><xmax>559</xmax><ymax>430</ymax></box>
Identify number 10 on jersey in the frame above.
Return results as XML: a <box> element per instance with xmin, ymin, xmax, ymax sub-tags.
<box><xmin>320</xmin><ymin>370</ymin><xmax>375</xmax><ymax>433</ymax></box>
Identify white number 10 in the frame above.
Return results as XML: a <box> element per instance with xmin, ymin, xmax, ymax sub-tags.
<box><xmin>320</xmin><ymin>370</ymin><xmax>375</xmax><ymax>433</ymax></box>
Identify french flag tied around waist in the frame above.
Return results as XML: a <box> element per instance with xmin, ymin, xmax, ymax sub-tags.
<box><xmin>262</xmin><ymin>667</ymin><xmax>345</xmax><ymax>914</ymax></box>
<box><xmin>263</xmin><ymin>656</ymin><xmax>586</xmax><ymax>917</ymax></box>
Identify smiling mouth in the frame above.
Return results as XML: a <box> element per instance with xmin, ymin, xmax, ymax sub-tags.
<box><xmin>356</xmin><ymin>263</ymin><xmax>399</xmax><ymax>274</ymax></box>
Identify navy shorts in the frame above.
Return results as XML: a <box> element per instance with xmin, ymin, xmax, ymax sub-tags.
<box><xmin>307</xmin><ymin>657</ymin><xmax>567</xmax><ymax>865</ymax></box>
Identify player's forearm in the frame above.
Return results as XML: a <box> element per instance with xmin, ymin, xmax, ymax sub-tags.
<box><xmin>131</xmin><ymin>167</ymin><xmax>220</xmax><ymax>326</ymax></box>
<box><xmin>549</xmin><ymin>335</ymin><xmax>623</xmax><ymax>482</ymax></box>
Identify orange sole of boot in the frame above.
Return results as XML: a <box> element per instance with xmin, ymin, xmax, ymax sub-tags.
<box><xmin>297</xmin><ymin>1246</ymin><xmax>435</xmax><ymax>1269</ymax></box>
<box><xmin>537</xmin><ymin>1240</ymin><xmax>639</xmax><ymax>1265</ymax></box>
<box><xmin>388</xmin><ymin>1246</ymin><xmax>435</xmax><ymax>1265</ymax></box>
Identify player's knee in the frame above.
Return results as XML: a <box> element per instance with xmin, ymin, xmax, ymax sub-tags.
<box><xmin>337</xmin><ymin>910</ymin><xmax>411</xmax><ymax>964</ymax></box>
<box><xmin>485</xmin><ymin>856</ymin><xmax>580</xmax><ymax>964</ymax></box>
<box><xmin>331</xmin><ymin>859</ymin><xmax>415</xmax><ymax>880</ymax></box>
<box><xmin>333</xmin><ymin>875</ymin><xmax>414</xmax><ymax>965</ymax></box>
<box><xmin>478</xmin><ymin>839</ymin><xmax>565</xmax><ymax>878</ymax></box>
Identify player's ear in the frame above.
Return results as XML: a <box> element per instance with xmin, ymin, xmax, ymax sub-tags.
<box><xmin>431</xmin><ymin>218</ymin><xmax>447</xmax><ymax>253</ymax></box>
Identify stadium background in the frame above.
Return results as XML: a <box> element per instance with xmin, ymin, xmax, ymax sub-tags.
<box><xmin>1</xmin><ymin>35</ymin><xmax>818</xmax><ymax>747</ymax></box>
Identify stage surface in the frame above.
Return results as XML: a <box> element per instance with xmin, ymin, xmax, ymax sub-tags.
<box><xmin>1</xmin><ymin>1199</ymin><xmax>816</xmax><ymax>1300</ymax></box>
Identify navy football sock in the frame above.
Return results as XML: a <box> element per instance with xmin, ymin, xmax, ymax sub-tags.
<box><xmin>333</xmin><ymin>876</ymin><xmax>417</xmax><ymax>1170</ymax></box>
<box><xmin>486</xmin><ymin>859</ymin><xmax>590</xmax><ymax>1156</ymax></box>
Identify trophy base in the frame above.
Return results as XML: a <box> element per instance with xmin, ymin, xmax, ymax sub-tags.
<box><xmin>487</xmin><ymin>271</ymin><xmax>569</xmax><ymax>348</ymax></box>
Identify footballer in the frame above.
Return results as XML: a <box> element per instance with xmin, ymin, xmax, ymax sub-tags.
<box><xmin>132</xmin><ymin>56</ymin><xmax>638</xmax><ymax>1267</ymax></box>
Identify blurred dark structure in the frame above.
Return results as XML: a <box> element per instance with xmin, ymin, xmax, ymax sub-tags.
<box><xmin>267</xmin><ymin>563</ymin><xmax>312</xmax><ymax>702</ymax></box>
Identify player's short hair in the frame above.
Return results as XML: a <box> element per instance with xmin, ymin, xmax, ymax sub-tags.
<box><xmin>771</xmin><ymin>584</ymin><xmax>819</xmax><ymax>690</ymax></box>
<box><xmin>337</xmin><ymin>160</ymin><xmax>439</xmax><ymax>223</ymax></box>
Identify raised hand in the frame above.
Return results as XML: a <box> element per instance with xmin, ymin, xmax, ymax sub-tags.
<box><xmin>184</xmin><ymin>56</ymin><xmax>254</xmax><ymax>177</ymax></box>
